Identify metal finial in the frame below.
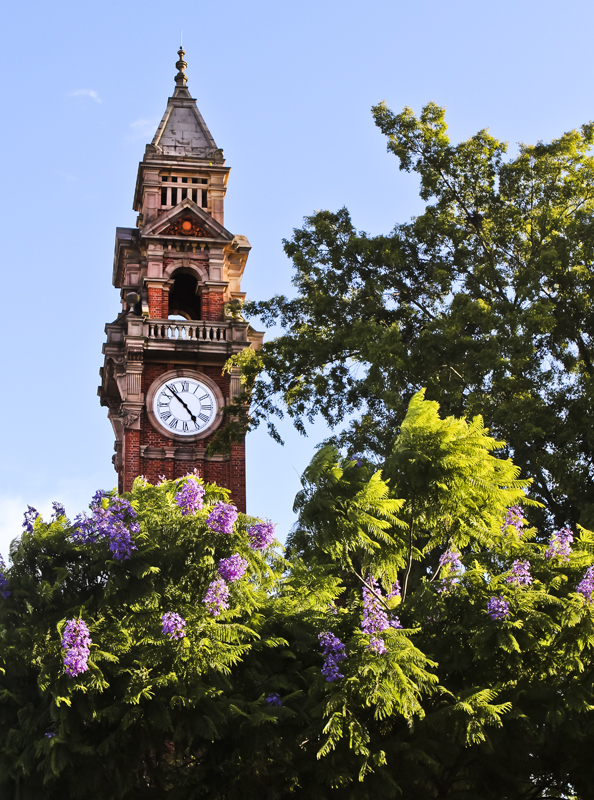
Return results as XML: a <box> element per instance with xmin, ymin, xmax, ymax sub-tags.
<box><xmin>175</xmin><ymin>45</ymin><xmax>187</xmax><ymax>87</ymax></box>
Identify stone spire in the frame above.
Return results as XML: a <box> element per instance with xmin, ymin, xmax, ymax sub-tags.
<box><xmin>147</xmin><ymin>46</ymin><xmax>221</xmax><ymax>159</ymax></box>
<box><xmin>174</xmin><ymin>46</ymin><xmax>188</xmax><ymax>89</ymax></box>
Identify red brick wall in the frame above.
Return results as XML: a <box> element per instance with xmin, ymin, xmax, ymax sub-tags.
<box><xmin>201</xmin><ymin>291</ymin><xmax>225</xmax><ymax>321</ymax></box>
<box><xmin>230</xmin><ymin>440</ymin><xmax>246</xmax><ymax>512</ymax></box>
<box><xmin>123</xmin><ymin>429</ymin><xmax>141</xmax><ymax>493</ymax></box>
<box><xmin>148</xmin><ymin>287</ymin><xmax>163</xmax><ymax>318</ymax></box>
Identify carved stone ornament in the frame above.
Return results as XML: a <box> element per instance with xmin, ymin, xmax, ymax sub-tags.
<box><xmin>121</xmin><ymin>410</ymin><xmax>141</xmax><ymax>428</ymax></box>
<box><xmin>162</xmin><ymin>216</ymin><xmax>209</xmax><ymax>238</ymax></box>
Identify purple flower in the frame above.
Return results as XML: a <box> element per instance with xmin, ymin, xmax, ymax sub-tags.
<box><xmin>318</xmin><ymin>631</ymin><xmax>347</xmax><ymax>682</ymax></box>
<box><xmin>361</xmin><ymin>576</ymin><xmax>390</xmax><ymax>635</ymax></box>
<box><xmin>507</xmin><ymin>559</ymin><xmax>532</xmax><ymax>587</ymax></box>
<box><xmin>45</xmin><ymin>732</ymin><xmax>56</xmax><ymax>739</ymax></box>
<box><xmin>328</xmin><ymin>601</ymin><xmax>338</xmax><ymax>615</ymax></box>
<box><xmin>545</xmin><ymin>527</ymin><xmax>573</xmax><ymax>561</ymax></box>
<box><xmin>206</xmin><ymin>502</ymin><xmax>238</xmax><ymax>535</ymax></box>
<box><xmin>487</xmin><ymin>596</ymin><xmax>510</xmax><ymax>620</ymax></box>
<box><xmin>161</xmin><ymin>611</ymin><xmax>186</xmax><ymax>640</ymax></box>
<box><xmin>62</xmin><ymin>618</ymin><xmax>91</xmax><ymax>678</ymax></box>
<box><xmin>0</xmin><ymin>556</ymin><xmax>10</xmax><ymax>599</ymax></box>
<box><xmin>175</xmin><ymin>476</ymin><xmax>205</xmax><ymax>516</ymax></box>
<box><xmin>247</xmin><ymin>519</ymin><xmax>275</xmax><ymax>550</ymax></box>
<box><xmin>218</xmin><ymin>554</ymin><xmax>248</xmax><ymax>583</ymax></box>
<box><xmin>72</xmin><ymin>495</ymin><xmax>138</xmax><ymax>561</ymax></box>
<box><xmin>51</xmin><ymin>502</ymin><xmax>66</xmax><ymax>521</ymax></box>
<box><xmin>22</xmin><ymin>506</ymin><xmax>40</xmax><ymax>534</ymax></box>
<box><xmin>361</xmin><ymin>576</ymin><xmax>400</xmax><ymax>652</ymax></box>
<box><xmin>368</xmin><ymin>636</ymin><xmax>387</xmax><ymax>655</ymax></box>
<box><xmin>203</xmin><ymin>578</ymin><xmax>230</xmax><ymax>616</ymax></box>
<box><xmin>437</xmin><ymin>548</ymin><xmax>463</xmax><ymax>593</ymax></box>
<box><xmin>577</xmin><ymin>566</ymin><xmax>594</xmax><ymax>604</ymax></box>
<box><xmin>501</xmin><ymin>506</ymin><xmax>525</xmax><ymax>535</ymax></box>
<box><xmin>266</xmin><ymin>692</ymin><xmax>282</xmax><ymax>706</ymax></box>
<box><xmin>91</xmin><ymin>490</ymin><xmax>110</xmax><ymax>505</ymax></box>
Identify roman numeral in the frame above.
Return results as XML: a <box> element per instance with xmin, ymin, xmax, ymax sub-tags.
<box><xmin>162</xmin><ymin>392</ymin><xmax>172</xmax><ymax>400</ymax></box>
<box><xmin>168</xmin><ymin>418</ymin><xmax>178</xmax><ymax>429</ymax></box>
<box><xmin>182</xmin><ymin>421</ymin><xmax>189</xmax><ymax>432</ymax></box>
<box><xmin>158</xmin><ymin>401</ymin><xmax>169</xmax><ymax>407</ymax></box>
<box><xmin>194</xmin><ymin>421</ymin><xmax>201</xmax><ymax>430</ymax></box>
<box><xmin>160</xmin><ymin>411</ymin><xmax>172</xmax><ymax>421</ymax></box>
<box><xmin>198</xmin><ymin>412</ymin><xmax>210</xmax><ymax>422</ymax></box>
<box><xmin>180</xmin><ymin>381</ymin><xmax>189</xmax><ymax>392</ymax></box>
<box><xmin>198</xmin><ymin>394</ymin><xmax>209</xmax><ymax>401</ymax></box>
<box><xmin>201</xmin><ymin>404</ymin><xmax>212</xmax><ymax>411</ymax></box>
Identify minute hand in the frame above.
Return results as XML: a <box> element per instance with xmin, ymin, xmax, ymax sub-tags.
<box><xmin>166</xmin><ymin>385</ymin><xmax>197</xmax><ymax>423</ymax></box>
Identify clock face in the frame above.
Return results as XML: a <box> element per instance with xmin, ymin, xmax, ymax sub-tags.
<box><xmin>152</xmin><ymin>376</ymin><xmax>218</xmax><ymax>437</ymax></box>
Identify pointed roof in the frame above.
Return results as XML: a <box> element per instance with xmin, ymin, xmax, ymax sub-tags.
<box><xmin>150</xmin><ymin>47</ymin><xmax>220</xmax><ymax>158</ymax></box>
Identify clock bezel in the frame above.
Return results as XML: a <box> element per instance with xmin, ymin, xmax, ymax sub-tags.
<box><xmin>146</xmin><ymin>369</ymin><xmax>225</xmax><ymax>443</ymax></box>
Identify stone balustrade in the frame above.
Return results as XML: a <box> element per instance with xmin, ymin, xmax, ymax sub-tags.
<box><xmin>146</xmin><ymin>319</ymin><xmax>228</xmax><ymax>342</ymax></box>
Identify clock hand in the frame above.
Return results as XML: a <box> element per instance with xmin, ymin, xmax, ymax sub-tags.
<box><xmin>166</xmin><ymin>384</ymin><xmax>198</xmax><ymax>423</ymax></box>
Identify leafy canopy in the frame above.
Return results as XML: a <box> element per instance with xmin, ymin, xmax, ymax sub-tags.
<box><xmin>0</xmin><ymin>397</ymin><xmax>586</xmax><ymax>797</ymax></box>
<box><xmin>222</xmin><ymin>102</ymin><xmax>594</xmax><ymax>532</ymax></box>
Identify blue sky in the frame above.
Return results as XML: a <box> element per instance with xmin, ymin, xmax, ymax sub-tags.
<box><xmin>0</xmin><ymin>0</ymin><xmax>592</xmax><ymax>555</ymax></box>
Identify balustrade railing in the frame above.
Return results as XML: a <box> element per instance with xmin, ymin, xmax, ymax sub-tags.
<box><xmin>146</xmin><ymin>320</ymin><xmax>228</xmax><ymax>342</ymax></box>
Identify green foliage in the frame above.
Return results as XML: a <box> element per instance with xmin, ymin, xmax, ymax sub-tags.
<box><xmin>4</xmin><ymin>396</ymin><xmax>594</xmax><ymax>797</ymax></box>
<box><xmin>222</xmin><ymin>102</ymin><xmax>594</xmax><ymax>532</ymax></box>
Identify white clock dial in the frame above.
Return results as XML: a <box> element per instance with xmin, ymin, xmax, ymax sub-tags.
<box><xmin>152</xmin><ymin>377</ymin><xmax>218</xmax><ymax>436</ymax></box>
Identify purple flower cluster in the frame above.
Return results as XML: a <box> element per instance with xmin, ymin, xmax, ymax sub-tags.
<box><xmin>501</xmin><ymin>506</ymin><xmax>525</xmax><ymax>535</ymax></box>
<box><xmin>487</xmin><ymin>596</ymin><xmax>510</xmax><ymax>620</ymax></box>
<box><xmin>318</xmin><ymin>631</ymin><xmax>347</xmax><ymax>682</ymax></box>
<box><xmin>51</xmin><ymin>502</ymin><xmax>66</xmax><ymax>521</ymax></box>
<box><xmin>73</xmin><ymin>495</ymin><xmax>139</xmax><ymax>561</ymax></box>
<box><xmin>507</xmin><ymin>559</ymin><xmax>533</xmax><ymax>587</ymax></box>
<box><xmin>175</xmin><ymin>476</ymin><xmax>205</xmax><ymax>516</ymax></box>
<box><xmin>203</xmin><ymin>578</ymin><xmax>230</xmax><ymax>616</ymax></box>
<box><xmin>247</xmin><ymin>519</ymin><xmax>275</xmax><ymax>550</ymax></box>
<box><xmin>545</xmin><ymin>527</ymin><xmax>573</xmax><ymax>561</ymax></box>
<box><xmin>437</xmin><ymin>548</ymin><xmax>463</xmax><ymax>592</ymax></box>
<box><xmin>577</xmin><ymin>566</ymin><xmax>594</xmax><ymax>604</ymax></box>
<box><xmin>161</xmin><ymin>612</ymin><xmax>186</xmax><ymax>640</ymax></box>
<box><xmin>361</xmin><ymin>576</ymin><xmax>400</xmax><ymax>654</ymax></box>
<box><xmin>206</xmin><ymin>502</ymin><xmax>238</xmax><ymax>534</ymax></box>
<box><xmin>22</xmin><ymin>506</ymin><xmax>40</xmax><ymax>534</ymax></box>
<box><xmin>218</xmin><ymin>554</ymin><xmax>248</xmax><ymax>583</ymax></box>
<box><xmin>0</xmin><ymin>556</ymin><xmax>10</xmax><ymax>599</ymax></box>
<box><xmin>361</xmin><ymin>576</ymin><xmax>390</xmax><ymax>634</ymax></box>
<box><xmin>388</xmin><ymin>580</ymin><xmax>401</xmax><ymax>599</ymax></box>
<box><xmin>62</xmin><ymin>618</ymin><xmax>91</xmax><ymax>678</ymax></box>
<box><xmin>266</xmin><ymin>692</ymin><xmax>282</xmax><ymax>706</ymax></box>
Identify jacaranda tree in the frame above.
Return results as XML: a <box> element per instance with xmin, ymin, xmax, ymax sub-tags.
<box><xmin>2</xmin><ymin>392</ymin><xmax>594</xmax><ymax>798</ymax></box>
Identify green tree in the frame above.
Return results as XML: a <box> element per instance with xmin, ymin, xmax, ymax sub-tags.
<box><xmin>222</xmin><ymin>103</ymin><xmax>594</xmax><ymax>532</ymax></box>
<box><xmin>3</xmin><ymin>395</ymin><xmax>594</xmax><ymax>798</ymax></box>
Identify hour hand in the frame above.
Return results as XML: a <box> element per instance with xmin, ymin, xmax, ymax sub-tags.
<box><xmin>166</xmin><ymin>384</ymin><xmax>197</xmax><ymax>423</ymax></box>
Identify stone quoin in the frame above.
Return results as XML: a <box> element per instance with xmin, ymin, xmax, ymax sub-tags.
<box><xmin>98</xmin><ymin>47</ymin><xmax>263</xmax><ymax>511</ymax></box>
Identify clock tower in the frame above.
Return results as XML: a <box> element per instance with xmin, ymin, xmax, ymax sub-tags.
<box><xmin>98</xmin><ymin>48</ymin><xmax>262</xmax><ymax>511</ymax></box>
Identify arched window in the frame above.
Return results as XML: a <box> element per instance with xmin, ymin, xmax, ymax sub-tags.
<box><xmin>168</xmin><ymin>271</ymin><xmax>201</xmax><ymax>320</ymax></box>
